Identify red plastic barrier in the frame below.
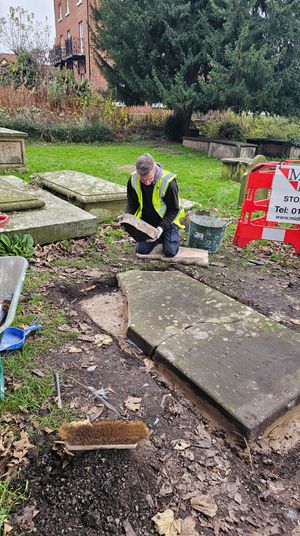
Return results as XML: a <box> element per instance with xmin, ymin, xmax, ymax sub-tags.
<box><xmin>233</xmin><ymin>160</ymin><xmax>300</xmax><ymax>253</ymax></box>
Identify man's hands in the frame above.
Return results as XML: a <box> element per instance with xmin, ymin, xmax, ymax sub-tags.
<box><xmin>146</xmin><ymin>226</ymin><xmax>163</xmax><ymax>242</ymax></box>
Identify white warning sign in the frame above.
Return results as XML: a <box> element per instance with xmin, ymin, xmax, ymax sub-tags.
<box><xmin>267</xmin><ymin>165</ymin><xmax>300</xmax><ymax>224</ymax></box>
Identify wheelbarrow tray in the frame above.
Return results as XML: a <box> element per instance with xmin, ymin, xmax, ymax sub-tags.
<box><xmin>0</xmin><ymin>257</ymin><xmax>28</xmax><ymax>335</ymax></box>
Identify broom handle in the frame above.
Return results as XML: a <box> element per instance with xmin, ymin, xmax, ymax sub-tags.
<box><xmin>67</xmin><ymin>375</ymin><xmax>121</xmax><ymax>417</ymax></box>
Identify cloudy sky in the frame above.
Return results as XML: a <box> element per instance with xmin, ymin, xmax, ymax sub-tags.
<box><xmin>0</xmin><ymin>0</ymin><xmax>55</xmax><ymax>51</ymax></box>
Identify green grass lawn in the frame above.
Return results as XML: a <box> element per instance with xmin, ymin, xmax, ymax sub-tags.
<box><xmin>20</xmin><ymin>142</ymin><xmax>240</xmax><ymax>216</ymax></box>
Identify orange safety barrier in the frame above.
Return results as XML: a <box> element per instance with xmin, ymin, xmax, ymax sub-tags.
<box><xmin>233</xmin><ymin>160</ymin><xmax>300</xmax><ymax>253</ymax></box>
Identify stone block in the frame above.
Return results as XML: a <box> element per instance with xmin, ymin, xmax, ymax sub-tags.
<box><xmin>221</xmin><ymin>157</ymin><xmax>253</xmax><ymax>182</ymax></box>
<box><xmin>35</xmin><ymin>170</ymin><xmax>127</xmax><ymax>222</ymax></box>
<box><xmin>136</xmin><ymin>244</ymin><xmax>208</xmax><ymax>267</ymax></box>
<box><xmin>0</xmin><ymin>127</ymin><xmax>28</xmax><ymax>171</ymax></box>
<box><xmin>208</xmin><ymin>140</ymin><xmax>257</xmax><ymax>160</ymax></box>
<box><xmin>121</xmin><ymin>213</ymin><xmax>158</xmax><ymax>241</ymax></box>
<box><xmin>0</xmin><ymin>176</ymin><xmax>97</xmax><ymax>245</ymax></box>
<box><xmin>182</xmin><ymin>137</ymin><xmax>209</xmax><ymax>152</ymax></box>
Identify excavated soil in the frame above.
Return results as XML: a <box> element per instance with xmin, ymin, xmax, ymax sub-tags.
<box><xmin>7</xmin><ymin>233</ymin><xmax>300</xmax><ymax>535</ymax></box>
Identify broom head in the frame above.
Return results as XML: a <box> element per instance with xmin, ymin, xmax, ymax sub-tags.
<box><xmin>58</xmin><ymin>419</ymin><xmax>150</xmax><ymax>451</ymax></box>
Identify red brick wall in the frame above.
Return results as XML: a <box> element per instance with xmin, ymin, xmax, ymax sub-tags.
<box><xmin>53</xmin><ymin>0</ymin><xmax>107</xmax><ymax>90</ymax></box>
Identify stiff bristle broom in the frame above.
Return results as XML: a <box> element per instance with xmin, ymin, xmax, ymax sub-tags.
<box><xmin>58</xmin><ymin>420</ymin><xmax>150</xmax><ymax>451</ymax></box>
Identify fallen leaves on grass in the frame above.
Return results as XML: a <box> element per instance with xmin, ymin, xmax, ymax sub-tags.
<box><xmin>290</xmin><ymin>318</ymin><xmax>300</xmax><ymax>325</ymax></box>
<box><xmin>191</xmin><ymin>495</ymin><xmax>218</xmax><ymax>517</ymax></box>
<box><xmin>12</xmin><ymin>503</ymin><xmax>39</xmax><ymax>533</ymax></box>
<box><xmin>68</xmin><ymin>346</ymin><xmax>82</xmax><ymax>353</ymax></box>
<box><xmin>181</xmin><ymin>516</ymin><xmax>200</xmax><ymax>536</ymax></box>
<box><xmin>31</xmin><ymin>368</ymin><xmax>45</xmax><ymax>378</ymax></box>
<box><xmin>94</xmin><ymin>334</ymin><xmax>113</xmax><ymax>347</ymax></box>
<box><xmin>143</xmin><ymin>358</ymin><xmax>155</xmax><ymax>370</ymax></box>
<box><xmin>152</xmin><ymin>509</ymin><xmax>182</xmax><ymax>536</ymax></box>
<box><xmin>87</xmin><ymin>405</ymin><xmax>104</xmax><ymax>422</ymax></box>
<box><xmin>124</xmin><ymin>396</ymin><xmax>142</xmax><ymax>412</ymax></box>
<box><xmin>0</xmin><ymin>428</ymin><xmax>34</xmax><ymax>476</ymax></box>
<box><xmin>3</xmin><ymin>522</ymin><xmax>13</xmax><ymax>534</ymax></box>
<box><xmin>173</xmin><ymin>440</ymin><xmax>190</xmax><ymax>451</ymax></box>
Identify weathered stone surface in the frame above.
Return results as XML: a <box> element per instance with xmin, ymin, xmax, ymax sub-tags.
<box><xmin>81</xmin><ymin>290</ymin><xmax>128</xmax><ymax>339</ymax></box>
<box><xmin>0</xmin><ymin>177</ymin><xmax>45</xmax><ymax>211</ymax></box>
<box><xmin>35</xmin><ymin>170</ymin><xmax>127</xmax><ymax>222</ymax></box>
<box><xmin>136</xmin><ymin>244</ymin><xmax>208</xmax><ymax>267</ymax></box>
<box><xmin>118</xmin><ymin>270</ymin><xmax>249</xmax><ymax>355</ymax></box>
<box><xmin>0</xmin><ymin>176</ymin><xmax>97</xmax><ymax>245</ymax></box>
<box><xmin>182</xmin><ymin>137</ymin><xmax>210</xmax><ymax>152</ymax></box>
<box><xmin>118</xmin><ymin>269</ymin><xmax>300</xmax><ymax>438</ymax></box>
<box><xmin>221</xmin><ymin>157</ymin><xmax>253</xmax><ymax>182</ymax></box>
<box><xmin>208</xmin><ymin>140</ymin><xmax>257</xmax><ymax>160</ymax></box>
<box><xmin>121</xmin><ymin>213</ymin><xmax>158</xmax><ymax>241</ymax></box>
<box><xmin>155</xmin><ymin>317</ymin><xmax>300</xmax><ymax>438</ymax></box>
<box><xmin>0</xmin><ymin>128</ymin><xmax>28</xmax><ymax>171</ymax></box>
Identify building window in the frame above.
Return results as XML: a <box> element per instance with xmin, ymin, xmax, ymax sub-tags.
<box><xmin>79</xmin><ymin>21</ymin><xmax>84</xmax><ymax>54</ymax></box>
<box><xmin>77</xmin><ymin>0</ymin><xmax>82</xmax><ymax>5</ymax></box>
<box><xmin>80</xmin><ymin>73</ymin><xmax>85</xmax><ymax>82</ymax></box>
<box><xmin>58</xmin><ymin>3</ymin><xmax>62</xmax><ymax>21</ymax></box>
<box><xmin>66</xmin><ymin>0</ymin><xmax>70</xmax><ymax>15</ymax></box>
<box><xmin>67</xmin><ymin>30</ymin><xmax>71</xmax><ymax>40</ymax></box>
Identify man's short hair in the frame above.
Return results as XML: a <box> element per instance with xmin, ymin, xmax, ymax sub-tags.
<box><xmin>135</xmin><ymin>153</ymin><xmax>155</xmax><ymax>176</ymax></box>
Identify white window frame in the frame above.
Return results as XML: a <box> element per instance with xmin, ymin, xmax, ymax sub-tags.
<box><xmin>65</xmin><ymin>0</ymin><xmax>70</xmax><ymax>16</ymax></box>
<box><xmin>79</xmin><ymin>21</ymin><xmax>84</xmax><ymax>54</ymax></box>
<box><xmin>58</xmin><ymin>3</ymin><xmax>62</xmax><ymax>21</ymax></box>
<box><xmin>77</xmin><ymin>0</ymin><xmax>82</xmax><ymax>5</ymax></box>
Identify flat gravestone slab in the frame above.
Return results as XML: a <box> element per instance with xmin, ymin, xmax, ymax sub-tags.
<box><xmin>0</xmin><ymin>177</ymin><xmax>45</xmax><ymax>211</ymax></box>
<box><xmin>118</xmin><ymin>269</ymin><xmax>300</xmax><ymax>438</ymax></box>
<box><xmin>155</xmin><ymin>317</ymin><xmax>300</xmax><ymax>438</ymax></box>
<box><xmin>0</xmin><ymin>176</ymin><xmax>97</xmax><ymax>245</ymax></box>
<box><xmin>35</xmin><ymin>170</ymin><xmax>127</xmax><ymax>222</ymax></box>
<box><xmin>136</xmin><ymin>244</ymin><xmax>209</xmax><ymax>267</ymax></box>
<box><xmin>118</xmin><ymin>270</ymin><xmax>251</xmax><ymax>355</ymax></box>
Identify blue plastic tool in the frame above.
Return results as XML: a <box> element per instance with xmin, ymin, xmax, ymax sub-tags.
<box><xmin>0</xmin><ymin>324</ymin><xmax>42</xmax><ymax>352</ymax></box>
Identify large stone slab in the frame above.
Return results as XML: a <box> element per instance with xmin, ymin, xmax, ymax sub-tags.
<box><xmin>119</xmin><ymin>269</ymin><xmax>300</xmax><ymax>438</ymax></box>
<box><xmin>0</xmin><ymin>176</ymin><xmax>97</xmax><ymax>245</ymax></box>
<box><xmin>35</xmin><ymin>170</ymin><xmax>127</xmax><ymax>222</ymax></box>
<box><xmin>0</xmin><ymin>177</ymin><xmax>45</xmax><ymax>211</ymax></box>
<box><xmin>118</xmin><ymin>270</ymin><xmax>251</xmax><ymax>355</ymax></box>
<box><xmin>136</xmin><ymin>244</ymin><xmax>209</xmax><ymax>267</ymax></box>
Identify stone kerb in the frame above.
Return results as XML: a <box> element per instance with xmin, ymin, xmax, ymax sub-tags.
<box><xmin>182</xmin><ymin>137</ymin><xmax>257</xmax><ymax>160</ymax></box>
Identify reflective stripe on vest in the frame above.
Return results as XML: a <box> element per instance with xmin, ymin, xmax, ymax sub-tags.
<box><xmin>131</xmin><ymin>170</ymin><xmax>185</xmax><ymax>228</ymax></box>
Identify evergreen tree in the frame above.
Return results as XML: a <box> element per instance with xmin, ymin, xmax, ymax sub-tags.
<box><xmin>92</xmin><ymin>0</ymin><xmax>300</xmax><ymax>133</ymax></box>
<box><xmin>92</xmin><ymin>0</ymin><xmax>213</xmax><ymax>132</ymax></box>
<box><xmin>205</xmin><ymin>0</ymin><xmax>300</xmax><ymax>115</ymax></box>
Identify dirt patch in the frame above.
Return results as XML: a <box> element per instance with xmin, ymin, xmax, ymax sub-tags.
<box><xmin>9</xmin><ymin>269</ymin><xmax>300</xmax><ymax>536</ymax></box>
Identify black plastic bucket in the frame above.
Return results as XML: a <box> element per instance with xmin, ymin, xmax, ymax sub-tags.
<box><xmin>188</xmin><ymin>212</ymin><xmax>227</xmax><ymax>253</ymax></box>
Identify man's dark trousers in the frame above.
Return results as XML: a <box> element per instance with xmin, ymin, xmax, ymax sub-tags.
<box><xmin>136</xmin><ymin>223</ymin><xmax>179</xmax><ymax>257</ymax></box>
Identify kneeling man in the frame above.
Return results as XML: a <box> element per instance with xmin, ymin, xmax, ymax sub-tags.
<box><xmin>126</xmin><ymin>153</ymin><xmax>184</xmax><ymax>257</ymax></box>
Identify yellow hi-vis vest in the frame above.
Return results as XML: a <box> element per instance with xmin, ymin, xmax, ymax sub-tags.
<box><xmin>130</xmin><ymin>169</ymin><xmax>185</xmax><ymax>229</ymax></box>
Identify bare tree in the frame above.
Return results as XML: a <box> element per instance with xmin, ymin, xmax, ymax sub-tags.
<box><xmin>0</xmin><ymin>6</ymin><xmax>52</xmax><ymax>63</ymax></box>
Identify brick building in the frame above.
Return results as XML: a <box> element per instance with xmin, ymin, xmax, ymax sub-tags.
<box><xmin>51</xmin><ymin>0</ymin><xmax>106</xmax><ymax>90</ymax></box>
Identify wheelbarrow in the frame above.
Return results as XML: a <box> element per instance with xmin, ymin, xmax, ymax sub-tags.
<box><xmin>0</xmin><ymin>214</ymin><xmax>9</xmax><ymax>228</ymax></box>
<box><xmin>0</xmin><ymin>257</ymin><xmax>28</xmax><ymax>399</ymax></box>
